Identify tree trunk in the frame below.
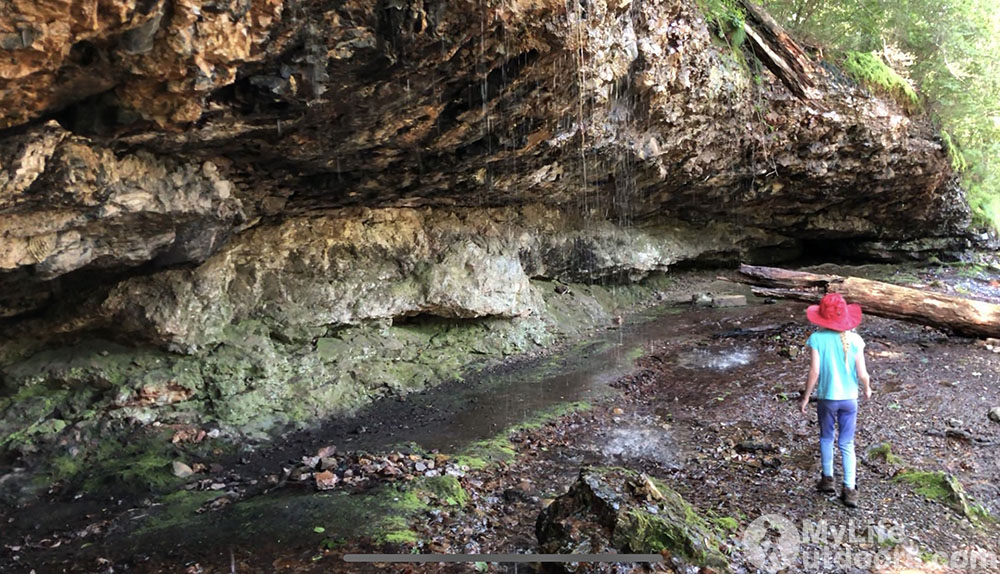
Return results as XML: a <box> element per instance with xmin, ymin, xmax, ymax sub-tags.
<box><xmin>739</xmin><ymin>0</ymin><xmax>820</xmax><ymax>100</ymax></box>
<box><xmin>736</xmin><ymin>264</ymin><xmax>1000</xmax><ymax>339</ymax></box>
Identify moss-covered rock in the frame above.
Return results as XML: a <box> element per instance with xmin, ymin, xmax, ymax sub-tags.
<box><xmin>536</xmin><ymin>466</ymin><xmax>730</xmax><ymax>572</ymax></box>
<box><xmin>895</xmin><ymin>470</ymin><xmax>991</xmax><ymax>522</ymax></box>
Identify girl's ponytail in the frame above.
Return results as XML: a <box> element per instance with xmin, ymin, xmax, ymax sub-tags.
<box><xmin>840</xmin><ymin>331</ymin><xmax>851</xmax><ymax>370</ymax></box>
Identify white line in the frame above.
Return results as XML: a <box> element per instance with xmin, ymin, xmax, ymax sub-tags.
<box><xmin>343</xmin><ymin>553</ymin><xmax>664</xmax><ymax>563</ymax></box>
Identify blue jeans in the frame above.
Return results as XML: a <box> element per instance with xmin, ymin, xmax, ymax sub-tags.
<box><xmin>817</xmin><ymin>399</ymin><xmax>858</xmax><ymax>489</ymax></box>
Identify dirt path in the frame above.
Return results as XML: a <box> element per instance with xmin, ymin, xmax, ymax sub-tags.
<box><xmin>349</xmin><ymin>300</ymin><xmax>1000</xmax><ymax>573</ymax></box>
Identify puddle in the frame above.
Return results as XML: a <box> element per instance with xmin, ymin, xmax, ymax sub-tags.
<box><xmin>677</xmin><ymin>347</ymin><xmax>755</xmax><ymax>370</ymax></box>
<box><xmin>324</xmin><ymin>303</ymin><xmax>773</xmax><ymax>454</ymax></box>
<box><xmin>597</xmin><ymin>424</ymin><xmax>681</xmax><ymax>469</ymax></box>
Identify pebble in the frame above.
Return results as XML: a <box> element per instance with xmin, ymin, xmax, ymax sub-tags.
<box><xmin>988</xmin><ymin>407</ymin><xmax>1000</xmax><ymax>423</ymax></box>
<box><xmin>172</xmin><ymin>461</ymin><xmax>195</xmax><ymax>478</ymax></box>
<box><xmin>315</xmin><ymin>470</ymin><xmax>339</xmax><ymax>490</ymax></box>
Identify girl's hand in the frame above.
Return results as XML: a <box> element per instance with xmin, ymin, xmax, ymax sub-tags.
<box><xmin>863</xmin><ymin>386</ymin><xmax>872</xmax><ymax>400</ymax></box>
<box><xmin>799</xmin><ymin>397</ymin><xmax>810</xmax><ymax>414</ymax></box>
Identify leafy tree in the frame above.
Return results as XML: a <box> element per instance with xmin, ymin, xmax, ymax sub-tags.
<box><xmin>759</xmin><ymin>0</ymin><xmax>1000</xmax><ymax>231</ymax></box>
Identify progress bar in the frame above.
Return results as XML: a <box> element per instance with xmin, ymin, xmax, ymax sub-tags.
<box><xmin>343</xmin><ymin>554</ymin><xmax>664</xmax><ymax>563</ymax></box>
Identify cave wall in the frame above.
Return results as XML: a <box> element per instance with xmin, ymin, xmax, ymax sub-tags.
<box><xmin>0</xmin><ymin>0</ymin><xmax>971</xmax><ymax>462</ymax></box>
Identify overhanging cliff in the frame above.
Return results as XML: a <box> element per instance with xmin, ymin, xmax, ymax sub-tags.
<box><xmin>0</xmin><ymin>0</ymin><xmax>971</xmax><ymax>468</ymax></box>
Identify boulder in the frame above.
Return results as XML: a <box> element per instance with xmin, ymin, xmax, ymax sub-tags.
<box><xmin>536</xmin><ymin>466</ymin><xmax>729</xmax><ymax>572</ymax></box>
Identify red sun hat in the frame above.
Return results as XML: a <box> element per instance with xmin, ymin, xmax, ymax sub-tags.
<box><xmin>806</xmin><ymin>293</ymin><xmax>862</xmax><ymax>331</ymax></box>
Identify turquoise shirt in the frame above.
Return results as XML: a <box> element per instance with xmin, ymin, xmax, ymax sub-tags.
<box><xmin>807</xmin><ymin>330</ymin><xmax>865</xmax><ymax>400</ymax></box>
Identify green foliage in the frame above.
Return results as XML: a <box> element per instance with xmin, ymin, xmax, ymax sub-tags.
<box><xmin>940</xmin><ymin>130</ymin><xmax>967</xmax><ymax>171</ymax></box>
<box><xmin>760</xmin><ymin>0</ymin><xmax>1000</xmax><ymax>232</ymax></box>
<box><xmin>842</xmin><ymin>51</ymin><xmax>919</xmax><ymax>108</ymax></box>
<box><xmin>698</xmin><ymin>0</ymin><xmax>748</xmax><ymax>51</ymax></box>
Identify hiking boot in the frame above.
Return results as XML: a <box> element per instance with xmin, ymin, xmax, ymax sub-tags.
<box><xmin>816</xmin><ymin>475</ymin><xmax>836</xmax><ymax>493</ymax></box>
<box><xmin>842</xmin><ymin>487</ymin><xmax>858</xmax><ymax>508</ymax></box>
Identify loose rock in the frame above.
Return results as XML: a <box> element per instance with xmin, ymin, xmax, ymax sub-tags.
<box><xmin>172</xmin><ymin>461</ymin><xmax>195</xmax><ymax>478</ymax></box>
<box><xmin>988</xmin><ymin>407</ymin><xmax>1000</xmax><ymax>423</ymax></box>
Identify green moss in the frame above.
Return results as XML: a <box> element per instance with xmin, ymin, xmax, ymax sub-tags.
<box><xmin>49</xmin><ymin>454</ymin><xmax>84</xmax><ymax>482</ymax></box>
<box><xmin>841</xmin><ymin>51</ymin><xmax>919</xmax><ymax>109</ymax></box>
<box><xmin>895</xmin><ymin>470</ymin><xmax>989</xmax><ymax>522</ymax></box>
<box><xmin>412</xmin><ymin>475</ymin><xmax>469</xmax><ymax>507</ymax></box>
<box><xmin>138</xmin><ymin>490</ymin><xmax>227</xmax><ymax>534</ymax></box>
<box><xmin>218</xmin><ymin>480</ymin><xmax>443</xmax><ymax>549</ymax></box>
<box><xmin>80</xmin><ymin>431</ymin><xmax>183</xmax><ymax>494</ymax></box>
<box><xmin>712</xmin><ymin>516</ymin><xmax>740</xmax><ymax>534</ymax></box>
<box><xmin>606</xmin><ymin>471</ymin><xmax>730</xmax><ymax>571</ymax></box>
<box><xmin>895</xmin><ymin>470</ymin><xmax>952</xmax><ymax>499</ymax></box>
<box><xmin>941</xmin><ymin>130</ymin><xmax>968</xmax><ymax>172</ymax></box>
<box><xmin>620</xmin><ymin>509</ymin><xmax>725</xmax><ymax>566</ymax></box>
<box><xmin>462</xmin><ymin>435</ymin><xmax>519</xmax><ymax>465</ymax></box>
<box><xmin>512</xmin><ymin>401</ymin><xmax>591</xmax><ymax>432</ymax></box>
<box><xmin>868</xmin><ymin>443</ymin><xmax>903</xmax><ymax>465</ymax></box>
<box><xmin>380</xmin><ymin>530</ymin><xmax>420</xmax><ymax>545</ymax></box>
<box><xmin>450</xmin><ymin>455</ymin><xmax>488</xmax><ymax>470</ymax></box>
<box><xmin>457</xmin><ymin>401</ymin><xmax>591</xmax><ymax>466</ymax></box>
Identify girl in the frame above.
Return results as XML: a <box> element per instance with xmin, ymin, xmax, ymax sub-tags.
<box><xmin>798</xmin><ymin>293</ymin><xmax>872</xmax><ymax>508</ymax></box>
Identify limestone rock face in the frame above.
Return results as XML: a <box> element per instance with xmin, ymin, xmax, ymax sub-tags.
<box><xmin>0</xmin><ymin>0</ymin><xmax>968</xmax><ymax>324</ymax></box>
<box><xmin>0</xmin><ymin>0</ymin><xmax>969</xmax><ymax>324</ymax></box>
<box><xmin>99</xmin><ymin>205</ymin><xmax>777</xmax><ymax>352</ymax></box>
<box><xmin>0</xmin><ymin>121</ymin><xmax>245</xmax><ymax>316</ymax></box>
<box><xmin>0</xmin><ymin>0</ymin><xmax>282</xmax><ymax>128</ymax></box>
<box><xmin>2</xmin><ymin>0</ymin><xmax>963</xmax><ymax>232</ymax></box>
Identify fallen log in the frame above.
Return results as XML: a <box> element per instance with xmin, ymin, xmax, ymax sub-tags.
<box><xmin>736</xmin><ymin>264</ymin><xmax>1000</xmax><ymax>339</ymax></box>
<box><xmin>738</xmin><ymin>0</ymin><xmax>820</xmax><ymax>100</ymax></box>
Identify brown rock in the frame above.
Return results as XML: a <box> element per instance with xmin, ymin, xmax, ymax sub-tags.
<box><xmin>315</xmin><ymin>470</ymin><xmax>339</xmax><ymax>491</ymax></box>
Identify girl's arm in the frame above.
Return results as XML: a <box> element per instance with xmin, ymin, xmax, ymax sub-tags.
<box><xmin>856</xmin><ymin>348</ymin><xmax>872</xmax><ymax>399</ymax></box>
<box><xmin>799</xmin><ymin>347</ymin><xmax>820</xmax><ymax>414</ymax></box>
